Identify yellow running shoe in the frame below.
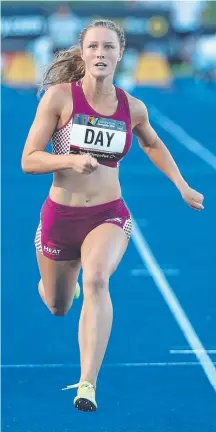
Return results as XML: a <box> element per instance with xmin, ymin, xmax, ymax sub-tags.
<box><xmin>74</xmin><ymin>282</ymin><xmax>80</xmax><ymax>300</ymax></box>
<box><xmin>62</xmin><ymin>381</ymin><xmax>97</xmax><ymax>412</ymax></box>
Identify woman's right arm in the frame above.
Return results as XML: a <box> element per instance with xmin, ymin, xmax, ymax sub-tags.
<box><xmin>21</xmin><ymin>85</ymin><xmax>99</xmax><ymax>175</ymax></box>
<box><xmin>21</xmin><ymin>85</ymin><xmax>76</xmax><ymax>174</ymax></box>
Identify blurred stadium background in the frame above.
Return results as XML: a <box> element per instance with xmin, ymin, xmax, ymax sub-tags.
<box><xmin>1</xmin><ymin>1</ymin><xmax>216</xmax><ymax>432</ymax></box>
<box><xmin>2</xmin><ymin>0</ymin><xmax>216</xmax><ymax>88</ymax></box>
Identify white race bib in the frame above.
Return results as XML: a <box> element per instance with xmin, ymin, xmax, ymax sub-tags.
<box><xmin>70</xmin><ymin>114</ymin><xmax>126</xmax><ymax>155</ymax></box>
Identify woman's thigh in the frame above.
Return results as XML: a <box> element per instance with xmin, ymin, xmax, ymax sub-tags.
<box><xmin>81</xmin><ymin>223</ymin><xmax>130</xmax><ymax>278</ymax></box>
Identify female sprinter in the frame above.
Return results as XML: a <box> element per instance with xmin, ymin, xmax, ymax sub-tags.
<box><xmin>21</xmin><ymin>19</ymin><xmax>204</xmax><ymax>412</ymax></box>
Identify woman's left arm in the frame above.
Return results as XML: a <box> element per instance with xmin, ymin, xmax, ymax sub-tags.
<box><xmin>129</xmin><ymin>97</ymin><xmax>204</xmax><ymax>211</ymax></box>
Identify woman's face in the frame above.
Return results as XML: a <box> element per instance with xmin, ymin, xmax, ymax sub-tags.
<box><xmin>81</xmin><ymin>27</ymin><xmax>122</xmax><ymax>79</ymax></box>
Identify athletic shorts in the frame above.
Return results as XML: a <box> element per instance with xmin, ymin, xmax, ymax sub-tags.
<box><xmin>35</xmin><ymin>196</ymin><xmax>132</xmax><ymax>261</ymax></box>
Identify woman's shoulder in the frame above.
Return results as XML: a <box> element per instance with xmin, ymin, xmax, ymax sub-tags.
<box><xmin>124</xmin><ymin>91</ymin><xmax>146</xmax><ymax>112</ymax></box>
<box><xmin>39</xmin><ymin>83</ymin><xmax>73</xmax><ymax>112</ymax></box>
<box><xmin>122</xmin><ymin>90</ymin><xmax>148</xmax><ymax>127</ymax></box>
<box><xmin>44</xmin><ymin>82</ymin><xmax>72</xmax><ymax>98</ymax></box>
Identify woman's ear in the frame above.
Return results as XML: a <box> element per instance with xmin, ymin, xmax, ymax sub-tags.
<box><xmin>118</xmin><ymin>51</ymin><xmax>123</xmax><ymax>62</ymax></box>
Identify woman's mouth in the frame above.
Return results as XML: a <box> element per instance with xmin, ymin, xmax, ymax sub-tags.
<box><xmin>95</xmin><ymin>62</ymin><xmax>107</xmax><ymax>69</ymax></box>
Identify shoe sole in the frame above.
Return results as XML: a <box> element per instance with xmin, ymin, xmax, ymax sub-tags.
<box><xmin>74</xmin><ymin>397</ymin><xmax>97</xmax><ymax>412</ymax></box>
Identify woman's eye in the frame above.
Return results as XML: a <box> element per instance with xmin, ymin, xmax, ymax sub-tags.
<box><xmin>88</xmin><ymin>44</ymin><xmax>114</xmax><ymax>49</ymax></box>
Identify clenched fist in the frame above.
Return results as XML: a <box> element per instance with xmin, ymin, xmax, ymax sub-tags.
<box><xmin>70</xmin><ymin>154</ymin><xmax>99</xmax><ymax>174</ymax></box>
<box><xmin>179</xmin><ymin>184</ymin><xmax>204</xmax><ymax>211</ymax></box>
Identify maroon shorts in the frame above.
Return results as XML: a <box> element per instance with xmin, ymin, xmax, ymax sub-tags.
<box><xmin>35</xmin><ymin>196</ymin><xmax>132</xmax><ymax>261</ymax></box>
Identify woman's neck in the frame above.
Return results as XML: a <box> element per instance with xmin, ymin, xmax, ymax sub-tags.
<box><xmin>81</xmin><ymin>75</ymin><xmax>115</xmax><ymax>103</ymax></box>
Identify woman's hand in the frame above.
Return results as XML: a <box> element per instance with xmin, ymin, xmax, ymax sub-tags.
<box><xmin>179</xmin><ymin>183</ymin><xmax>204</xmax><ymax>211</ymax></box>
<box><xmin>71</xmin><ymin>154</ymin><xmax>99</xmax><ymax>174</ymax></box>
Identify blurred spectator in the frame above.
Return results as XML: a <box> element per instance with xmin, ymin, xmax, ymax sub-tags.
<box><xmin>47</xmin><ymin>4</ymin><xmax>81</xmax><ymax>51</ymax></box>
<box><xmin>27</xmin><ymin>36</ymin><xmax>54</xmax><ymax>85</ymax></box>
<box><xmin>121</xmin><ymin>47</ymin><xmax>139</xmax><ymax>71</ymax></box>
<box><xmin>127</xmin><ymin>1</ymin><xmax>170</xmax><ymax>10</ymax></box>
<box><xmin>116</xmin><ymin>48</ymin><xmax>139</xmax><ymax>90</ymax></box>
<box><xmin>171</xmin><ymin>0</ymin><xmax>206</xmax><ymax>34</ymax></box>
<box><xmin>193</xmin><ymin>33</ymin><xmax>216</xmax><ymax>84</ymax></box>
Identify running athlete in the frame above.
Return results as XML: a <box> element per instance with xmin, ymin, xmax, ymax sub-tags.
<box><xmin>21</xmin><ymin>19</ymin><xmax>204</xmax><ymax>412</ymax></box>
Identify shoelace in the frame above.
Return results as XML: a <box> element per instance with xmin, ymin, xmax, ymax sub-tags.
<box><xmin>62</xmin><ymin>381</ymin><xmax>95</xmax><ymax>392</ymax></box>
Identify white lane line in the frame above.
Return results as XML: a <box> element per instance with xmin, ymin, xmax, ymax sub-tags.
<box><xmin>1</xmin><ymin>362</ymin><xmax>216</xmax><ymax>368</ymax></box>
<box><xmin>149</xmin><ymin>106</ymin><xmax>216</xmax><ymax>170</ymax></box>
<box><xmin>131</xmin><ymin>268</ymin><xmax>180</xmax><ymax>277</ymax></box>
<box><xmin>129</xmin><ymin>214</ymin><xmax>216</xmax><ymax>391</ymax></box>
<box><xmin>170</xmin><ymin>350</ymin><xmax>216</xmax><ymax>355</ymax></box>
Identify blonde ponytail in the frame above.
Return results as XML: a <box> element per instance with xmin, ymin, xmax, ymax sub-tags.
<box><xmin>39</xmin><ymin>46</ymin><xmax>85</xmax><ymax>95</ymax></box>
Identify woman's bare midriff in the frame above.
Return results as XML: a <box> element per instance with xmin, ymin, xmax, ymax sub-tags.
<box><xmin>49</xmin><ymin>163</ymin><xmax>121</xmax><ymax>207</ymax></box>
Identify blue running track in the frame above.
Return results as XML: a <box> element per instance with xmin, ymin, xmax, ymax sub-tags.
<box><xmin>2</xmin><ymin>80</ymin><xmax>216</xmax><ymax>431</ymax></box>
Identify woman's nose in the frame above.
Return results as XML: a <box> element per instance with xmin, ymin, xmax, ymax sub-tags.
<box><xmin>96</xmin><ymin>48</ymin><xmax>105</xmax><ymax>59</ymax></box>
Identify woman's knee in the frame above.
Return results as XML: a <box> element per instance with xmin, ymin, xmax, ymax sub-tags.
<box><xmin>82</xmin><ymin>267</ymin><xmax>109</xmax><ymax>296</ymax></box>
<box><xmin>49</xmin><ymin>305</ymin><xmax>70</xmax><ymax>316</ymax></box>
<box><xmin>45</xmin><ymin>298</ymin><xmax>71</xmax><ymax>316</ymax></box>
<box><xmin>43</xmin><ymin>297</ymin><xmax>71</xmax><ymax>316</ymax></box>
<box><xmin>38</xmin><ymin>280</ymin><xmax>71</xmax><ymax>316</ymax></box>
